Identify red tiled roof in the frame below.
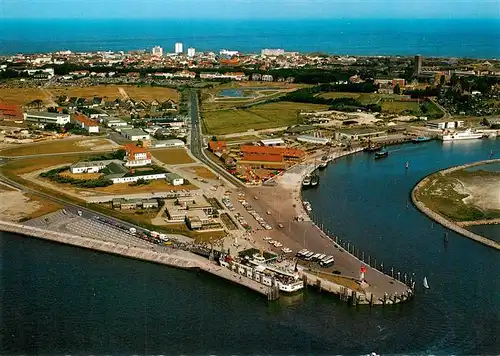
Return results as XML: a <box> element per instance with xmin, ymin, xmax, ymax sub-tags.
<box><xmin>208</xmin><ymin>141</ymin><xmax>227</xmax><ymax>151</ymax></box>
<box><xmin>242</xmin><ymin>153</ymin><xmax>284</xmax><ymax>162</ymax></box>
<box><xmin>124</xmin><ymin>143</ymin><xmax>148</xmax><ymax>154</ymax></box>
<box><xmin>240</xmin><ymin>145</ymin><xmax>304</xmax><ymax>158</ymax></box>
<box><xmin>74</xmin><ymin>114</ymin><xmax>98</xmax><ymax>127</ymax></box>
<box><xmin>0</xmin><ymin>103</ymin><xmax>22</xmax><ymax>120</ymax></box>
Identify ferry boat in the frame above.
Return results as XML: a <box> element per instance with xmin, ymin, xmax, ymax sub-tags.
<box><xmin>219</xmin><ymin>254</ymin><xmax>304</xmax><ymax>294</ymax></box>
<box><xmin>412</xmin><ymin>136</ymin><xmax>432</xmax><ymax>143</ymax></box>
<box><xmin>439</xmin><ymin>128</ymin><xmax>483</xmax><ymax>141</ymax></box>
<box><xmin>374</xmin><ymin>148</ymin><xmax>389</xmax><ymax>159</ymax></box>
<box><xmin>302</xmin><ymin>175</ymin><xmax>311</xmax><ymax>187</ymax></box>
<box><xmin>310</xmin><ymin>174</ymin><xmax>319</xmax><ymax>187</ymax></box>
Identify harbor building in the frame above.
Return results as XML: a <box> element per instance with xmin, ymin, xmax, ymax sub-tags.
<box><xmin>335</xmin><ymin>129</ymin><xmax>387</xmax><ymax>141</ymax></box>
<box><xmin>120</xmin><ymin>128</ymin><xmax>150</xmax><ymax>141</ymax></box>
<box><xmin>296</xmin><ymin>135</ymin><xmax>330</xmax><ymax>145</ymax></box>
<box><xmin>426</xmin><ymin>120</ymin><xmax>464</xmax><ymax>130</ymax></box>
<box><xmin>260</xmin><ymin>138</ymin><xmax>284</xmax><ymax>146</ymax></box>
<box><xmin>24</xmin><ymin>111</ymin><xmax>71</xmax><ymax>126</ymax></box>
<box><xmin>175</xmin><ymin>42</ymin><xmax>183</xmax><ymax>54</ymax></box>
<box><xmin>123</xmin><ymin>144</ymin><xmax>152</xmax><ymax>167</ymax></box>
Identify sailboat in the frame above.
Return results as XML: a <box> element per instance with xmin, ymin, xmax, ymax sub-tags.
<box><xmin>423</xmin><ymin>277</ymin><xmax>429</xmax><ymax>289</ymax></box>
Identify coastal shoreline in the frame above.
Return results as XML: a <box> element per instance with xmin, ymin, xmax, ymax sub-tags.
<box><xmin>411</xmin><ymin>159</ymin><xmax>500</xmax><ymax>250</ymax></box>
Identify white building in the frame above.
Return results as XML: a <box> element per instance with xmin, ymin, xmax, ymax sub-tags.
<box><xmin>260</xmin><ymin>138</ymin><xmax>284</xmax><ymax>146</ymax></box>
<box><xmin>24</xmin><ymin>112</ymin><xmax>71</xmax><ymax>126</ymax></box>
<box><xmin>110</xmin><ymin>173</ymin><xmax>167</xmax><ymax>184</ymax></box>
<box><xmin>296</xmin><ymin>135</ymin><xmax>330</xmax><ymax>145</ymax></box>
<box><xmin>152</xmin><ymin>46</ymin><xmax>163</xmax><ymax>57</ymax></box>
<box><xmin>166</xmin><ymin>173</ymin><xmax>184</xmax><ymax>186</ymax></box>
<box><xmin>175</xmin><ymin>42</ymin><xmax>183</xmax><ymax>54</ymax></box>
<box><xmin>152</xmin><ymin>139</ymin><xmax>185</xmax><ymax>148</ymax></box>
<box><xmin>187</xmin><ymin>47</ymin><xmax>196</xmax><ymax>57</ymax></box>
<box><xmin>106</xmin><ymin>119</ymin><xmax>128</xmax><ymax>127</ymax></box>
<box><xmin>426</xmin><ymin>120</ymin><xmax>464</xmax><ymax>130</ymax></box>
<box><xmin>220</xmin><ymin>49</ymin><xmax>239</xmax><ymax>57</ymax></box>
<box><xmin>121</xmin><ymin>128</ymin><xmax>150</xmax><ymax>141</ymax></box>
<box><xmin>261</xmin><ymin>48</ymin><xmax>285</xmax><ymax>56</ymax></box>
<box><xmin>69</xmin><ymin>160</ymin><xmax>115</xmax><ymax>174</ymax></box>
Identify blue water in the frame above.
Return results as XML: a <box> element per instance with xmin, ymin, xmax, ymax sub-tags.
<box><xmin>2</xmin><ymin>139</ymin><xmax>500</xmax><ymax>355</ymax></box>
<box><xmin>219</xmin><ymin>89</ymin><xmax>247</xmax><ymax>97</ymax></box>
<box><xmin>0</xmin><ymin>19</ymin><xmax>499</xmax><ymax>58</ymax></box>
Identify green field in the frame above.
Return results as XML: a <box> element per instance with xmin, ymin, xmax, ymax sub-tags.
<box><xmin>202</xmin><ymin>101</ymin><xmax>328</xmax><ymax>135</ymax></box>
<box><xmin>319</xmin><ymin>92</ymin><xmax>391</xmax><ymax>105</ymax></box>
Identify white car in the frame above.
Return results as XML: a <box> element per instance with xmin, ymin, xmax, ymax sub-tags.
<box><xmin>265</xmin><ymin>225</ymin><xmax>273</xmax><ymax>230</ymax></box>
<box><xmin>268</xmin><ymin>240</ymin><xmax>276</xmax><ymax>244</ymax></box>
<box><xmin>282</xmin><ymin>247</ymin><xmax>292</xmax><ymax>254</ymax></box>
<box><xmin>274</xmin><ymin>242</ymin><xmax>283</xmax><ymax>247</ymax></box>
<box><xmin>263</xmin><ymin>236</ymin><xmax>272</xmax><ymax>241</ymax></box>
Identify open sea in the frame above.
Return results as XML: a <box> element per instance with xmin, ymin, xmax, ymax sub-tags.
<box><xmin>2</xmin><ymin>139</ymin><xmax>500</xmax><ymax>355</ymax></box>
<box><xmin>0</xmin><ymin>19</ymin><xmax>499</xmax><ymax>58</ymax></box>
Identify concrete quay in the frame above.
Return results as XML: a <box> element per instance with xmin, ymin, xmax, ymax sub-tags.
<box><xmin>0</xmin><ymin>220</ymin><xmax>274</xmax><ymax>299</ymax></box>
<box><xmin>411</xmin><ymin>159</ymin><xmax>500</xmax><ymax>251</ymax></box>
<box><xmin>239</xmin><ymin>147</ymin><xmax>414</xmax><ymax>304</ymax></box>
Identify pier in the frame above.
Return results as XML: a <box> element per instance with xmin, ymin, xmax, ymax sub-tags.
<box><xmin>0</xmin><ymin>220</ymin><xmax>277</xmax><ymax>299</ymax></box>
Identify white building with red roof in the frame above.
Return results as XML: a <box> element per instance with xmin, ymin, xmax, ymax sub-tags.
<box><xmin>123</xmin><ymin>143</ymin><xmax>152</xmax><ymax>167</ymax></box>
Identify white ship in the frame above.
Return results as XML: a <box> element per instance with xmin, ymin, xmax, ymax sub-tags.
<box><xmin>219</xmin><ymin>254</ymin><xmax>304</xmax><ymax>294</ymax></box>
<box><xmin>439</xmin><ymin>128</ymin><xmax>483</xmax><ymax>141</ymax></box>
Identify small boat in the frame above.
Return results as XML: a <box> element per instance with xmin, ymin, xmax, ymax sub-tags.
<box><xmin>318</xmin><ymin>156</ymin><xmax>328</xmax><ymax>170</ymax></box>
<box><xmin>405</xmin><ymin>161</ymin><xmax>409</xmax><ymax>169</ymax></box>
<box><xmin>310</xmin><ymin>174</ymin><xmax>319</xmax><ymax>187</ymax></box>
<box><xmin>374</xmin><ymin>148</ymin><xmax>388</xmax><ymax>159</ymax></box>
<box><xmin>412</xmin><ymin>136</ymin><xmax>432</xmax><ymax>143</ymax></box>
<box><xmin>423</xmin><ymin>277</ymin><xmax>429</xmax><ymax>289</ymax></box>
<box><xmin>302</xmin><ymin>175</ymin><xmax>311</xmax><ymax>187</ymax></box>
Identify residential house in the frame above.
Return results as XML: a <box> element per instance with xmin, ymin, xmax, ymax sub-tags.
<box><xmin>208</xmin><ymin>140</ymin><xmax>227</xmax><ymax>153</ymax></box>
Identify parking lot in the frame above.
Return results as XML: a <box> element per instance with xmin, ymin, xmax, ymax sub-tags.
<box><xmin>25</xmin><ymin>209</ymin><xmax>155</xmax><ymax>248</ymax></box>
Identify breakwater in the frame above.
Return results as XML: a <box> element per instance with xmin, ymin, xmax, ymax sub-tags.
<box><xmin>411</xmin><ymin>159</ymin><xmax>500</xmax><ymax>250</ymax></box>
<box><xmin>0</xmin><ymin>220</ymin><xmax>274</xmax><ymax>298</ymax></box>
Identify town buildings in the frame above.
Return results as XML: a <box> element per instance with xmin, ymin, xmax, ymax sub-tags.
<box><xmin>261</xmin><ymin>48</ymin><xmax>285</xmax><ymax>56</ymax></box>
<box><xmin>120</xmin><ymin>128</ymin><xmax>151</xmax><ymax>141</ymax></box>
<box><xmin>0</xmin><ymin>104</ymin><xmax>22</xmax><ymax>121</ymax></box>
<box><xmin>187</xmin><ymin>47</ymin><xmax>196</xmax><ymax>57</ymax></box>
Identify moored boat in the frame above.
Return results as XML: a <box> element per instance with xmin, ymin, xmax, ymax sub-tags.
<box><xmin>412</xmin><ymin>136</ymin><xmax>432</xmax><ymax>143</ymax></box>
<box><xmin>302</xmin><ymin>175</ymin><xmax>311</xmax><ymax>187</ymax></box>
<box><xmin>364</xmin><ymin>144</ymin><xmax>382</xmax><ymax>152</ymax></box>
<box><xmin>374</xmin><ymin>148</ymin><xmax>388</xmax><ymax>159</ymax></box>
<box><xmin>310</xmin><ymin>174</ymin><xmax>319</xmax><ymax>187</ymax></box>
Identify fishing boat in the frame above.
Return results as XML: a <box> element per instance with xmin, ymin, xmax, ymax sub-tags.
<box><xmin>374</xmin><ymin>148</ymin><xmax>389</xmax><ymax>159</ymax></box>
<box><xmin>318</xmin><ymin>155</ymin><xmax>329</xmax><ymax>169</ymax></box>
<box><xmin>423</xmin><ymin>277</ymin><xmax>429</xmax><ymax>289</ymax></box>
<box><xmin>302</xmin><ymin>175</ymin><xmax>311</xmax><ymax>187</ymax></box>
<box><xmin>310</xmin><ymin>174</ymin><xmax>319</xmax><ymax>187</ymax></box>
<box><xmin>412</xmin><ymin>136</ymin><xmax>432</xmax><ymax>143</ymax></box>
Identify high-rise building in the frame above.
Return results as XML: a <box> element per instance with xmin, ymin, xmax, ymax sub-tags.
<box><xmin>187</xmin><ymin>47</ymin><xmax>196</xmax><ymax>57</ymax></box>
<box><xmin>152</xmin><ymin>46</ymin><xmax>163</xmax><ymax>57</ymax></box>
<box><xmin>414</xmin><ymin>55</ymin><xmax>422</xmax><ymax>76</ymax></box>
<box><xmin>175</xmin><ymin>42</ymin><xmax>183</xmax><ymax>54</ymax></box>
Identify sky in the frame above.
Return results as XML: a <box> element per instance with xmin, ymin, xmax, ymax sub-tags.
<box><xmin>1</xmin><ymin>0</ymin><xmax>499</xmax><ymax>19</ymax></box>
